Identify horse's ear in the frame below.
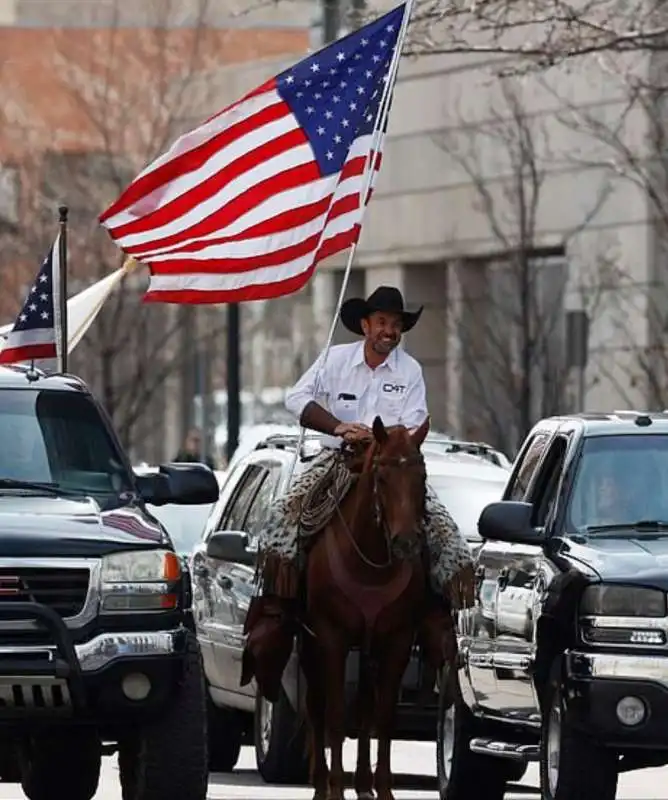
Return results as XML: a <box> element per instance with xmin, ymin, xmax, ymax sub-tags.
<box><xmin>372</xmin><ymin>415</ymin><xmax>388</xmax><ymax>444</ymax></box>
<box><xmin>411</xmin><ymin>416</ymin><xmax>430</xmax><ymax>449</ymax></box>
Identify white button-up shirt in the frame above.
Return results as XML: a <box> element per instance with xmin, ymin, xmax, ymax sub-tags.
<box><xmin>285</xmin><ymin>342</ymin><xmax>428</xmax><ymax>436</ymax></box>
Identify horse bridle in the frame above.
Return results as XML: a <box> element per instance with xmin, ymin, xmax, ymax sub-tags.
<box><xmin>334</xmin><ymin>446</ymin><xmax>426</xmax><ymax>570</ymax></box>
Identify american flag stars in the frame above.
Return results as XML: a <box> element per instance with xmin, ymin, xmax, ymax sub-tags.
<box><xmin>0</xmin><ymin>234</ymin><xmax>60</xmax><ymax>365</ymax></box>
<box><xmin>14</xmin><ymin>257</ymin><xmax>55</xmax><ymax>332</ymax></box>
<box><xmin>275</xmin><ymin>6</ymin><xmax>404</xmax><ymax>175</ymax></box>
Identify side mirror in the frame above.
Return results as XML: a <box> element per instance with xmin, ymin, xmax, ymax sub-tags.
<box><xmin>134</xmin><ymin>472</ymin><xmax>171</xmax><ymax>506</ymax></box>
<box><xmin>478</xmin><ymin>501</ymin><xmax>545</xmax><ymax>545</ymax></box>
<box><xmin>206</xmin><ymin>531</ymin><xmax>256</xmax><ymax>566</ymax></box>
<box><xmin>136</xmin><ymin>463</ymin><xmax>220</xmax><ymax>507</ymax></box>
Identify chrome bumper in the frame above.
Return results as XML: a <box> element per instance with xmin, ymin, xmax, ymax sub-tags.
<box><xmin>566</xmin><ymin>650</ymin><xmax>668</xmax><ymax>689</ymax></box>
<box><xmin>0</xmin><ymin>630</ymin><xmax>182</xmax><ymax>673</ymax></box>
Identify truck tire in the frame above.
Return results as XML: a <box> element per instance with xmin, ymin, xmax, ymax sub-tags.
<box><xmin>436</xmin><ymin>667</ymin><xmax>510</xmax><ymax>800</ymax></box>
<box><xmin>118</xmin><ymin>632</ymin><xmax>208</xmax><ymax>800</ymax></box>
<box><xmin>208</xmin><ymin>699</ymin><xmax>243</xmax><ymax>772</ymax></box>
<box><xmin>20</xmin><ymin>730</ymin><xmax>101</xmax><ymax>800</ymax></box>
<box><xmin>539</xmin><ymin>660</ymin><xmax>618</xmax><ymax>800</ymax></box>
<box><xmin>0</xmin><ymin>740</ymin><xmax>22</xmax><ymax>782</ymax></box>
<box><xmin>254</xmin><ymin>688</ymin><xmax>309</xmax><ymax>784</ymax></box>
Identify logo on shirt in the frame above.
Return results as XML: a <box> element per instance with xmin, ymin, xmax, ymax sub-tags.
<box><xmin>382</xmin><ymin>383</ymin><xmax>407</xmax><ymax>394</ymax></box>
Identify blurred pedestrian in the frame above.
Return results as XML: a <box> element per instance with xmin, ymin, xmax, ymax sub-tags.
<box><xmin>174</xmin><ymin>427</ymin><xmax>216</xmax><ymax>471</ymax></box>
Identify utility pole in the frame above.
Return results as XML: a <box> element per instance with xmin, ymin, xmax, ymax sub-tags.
<box><xmin>323</xmin><ymin>0</ymin><xmax>340</xmax><ymax>43</ymax></box>
<box><xmin>178</xmin><ymin>305</ymin><xmax>196</xmax><ymax>445</ymax></box>
<box><xmin>226</xmin><ymin>303</ymin><xmax>241</xmax><ymax>464</ymax></box>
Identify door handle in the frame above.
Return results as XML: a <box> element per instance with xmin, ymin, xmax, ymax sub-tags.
<box><xmin>216</xmin><ymin>575</ymin><xmax>233</xmax><ymax>590</ymax></box>
<box><xmin>497</xmin><ymin>566</ymin><xmax>510</xmax><ymax>590</ymax></box>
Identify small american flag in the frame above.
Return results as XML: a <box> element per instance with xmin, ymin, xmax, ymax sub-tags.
<box><xmin>99</xmin><ymin>3</ymin><xmax>407</xmax><ymax>304</ymax></box>
<box><xmin>0</xmin><ymin>236</ymin><xmax>62</xmax><ymax>366</ymax></box>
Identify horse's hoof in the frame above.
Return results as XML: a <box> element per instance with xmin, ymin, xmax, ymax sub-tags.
<box><xmin>357</xmin><ymin>792</ymin><xmax>375</xmax><ymax>799</ymax></box>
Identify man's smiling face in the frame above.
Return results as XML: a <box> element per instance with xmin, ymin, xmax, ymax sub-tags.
<box><xmin>361</xmin><ymin>310</ymin><xmax>403</xmax><ymax>356</ymax></box>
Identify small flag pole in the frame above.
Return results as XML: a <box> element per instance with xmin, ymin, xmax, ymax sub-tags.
<box><xmin>57</xmin><ymin>205</ymin><xmax>69</xmax><ymax>374</ymax></box>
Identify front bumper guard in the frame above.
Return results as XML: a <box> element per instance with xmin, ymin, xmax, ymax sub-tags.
<box><xmin>0</xmin><ymin>601</ymin><xmax>184</xmax><ymax>711</ymax></box>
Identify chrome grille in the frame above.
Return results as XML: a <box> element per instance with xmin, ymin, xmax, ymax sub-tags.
<box><xmin>0</xmin><ymin>567</ymin><xmax>89</xmax><ymax>618</ymax></box>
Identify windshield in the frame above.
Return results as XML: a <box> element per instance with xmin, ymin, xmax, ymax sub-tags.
<box><xmin>568</xmin><ymin>434</ymin><xmax>668</xmax><ymax>531</ymax></box>
<box><xmin>429</xmin><ymin>474</ymin><xmax>506</xmax><ymax>539</ymax></box>
<box><xmin>0</xmin><ymin>388</ymin><xmax>133</xmax><ymax>495</ymax></box>
<box><xmin>147</xmin><ymin>503</ymin><xmax>214</xmax><ymax>553</ymax></box>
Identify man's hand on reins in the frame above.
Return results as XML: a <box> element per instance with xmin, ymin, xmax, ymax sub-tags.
<box><xmin>333</xmin><ymin>423</ymin><xmax>372</xmax><ymax>443</ymax></box>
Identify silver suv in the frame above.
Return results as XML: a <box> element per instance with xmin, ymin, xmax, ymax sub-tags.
<box><xmin>191</xmin><ymin>432</ymin><xmax>510</xmax><ymax>782</ymax></box>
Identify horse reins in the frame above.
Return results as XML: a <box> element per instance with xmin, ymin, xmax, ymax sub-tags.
<box><xmin>334</xmin><ymin>442</ymin><xmax>425</xmax><ymax>571</ymax></box>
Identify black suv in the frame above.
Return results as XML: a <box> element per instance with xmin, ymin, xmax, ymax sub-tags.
<box><xmin>0</xmin><ymin>365</ymin><xmax>219</xmax><ymax>800</ymax></box>
<box><xmin>438</xmin><ymin>411</ymin><xmax>668</xmax><ymax>800</ymax></box>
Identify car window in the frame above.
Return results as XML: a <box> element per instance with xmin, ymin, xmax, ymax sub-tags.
<box><xmin>430</xmin><ymin>474</ymin><xmax>507</xmax><ymax>541</ymax></box>
<box><xmin>506</xmin><ymin>432</ymin><xmax>551</xmax><ymax>501</ymax></box>
<box><xmin>0</xmin><ymin>388</ymin><xmax>132</xmax><ymax>495</ymax></box>
<box><xmin>220</xmin><ymin>464</ymin><xmax>266</xmax><ymax>532</ymax></box>
<box><xmin>567</xmin><ymin>434</ymin><xmax>668</xmax><ymax>532</ymax></box>
<box><xmin>244</xmin><ymin>464</ymin><xmax>282</xmax><ymax>542</ymax></box>
<box><xmin>148</xmin><ymin>502</ymin><xmax>214</xmax><ymax>553</ymax></box>
<box><xmin>529</xmin><ymin>436</ymin><xmax>569</xmax><ymax>527</ymax></box>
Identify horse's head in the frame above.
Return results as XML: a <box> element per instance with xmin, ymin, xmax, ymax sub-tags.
<box><xmin>364</xmin><ymin>415</ymin><xmax>430</xmax><ymax>547</ymax></box>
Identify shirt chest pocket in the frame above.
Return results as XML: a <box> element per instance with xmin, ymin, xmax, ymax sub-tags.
<box><xmin>333</xmin><ymin>396</ymin><xmax>359</xmax><ymax>423</ymax></box>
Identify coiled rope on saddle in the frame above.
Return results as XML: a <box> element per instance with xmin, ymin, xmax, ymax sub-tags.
<box><xmin>298</xmin><ymin>454</ymin><xmax>354</xmax><ymax>537</ymax></box>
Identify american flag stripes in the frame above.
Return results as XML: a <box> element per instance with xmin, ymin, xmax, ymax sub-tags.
<box><xmin>99</xmin><ymin>4</ymin><xmax>407</xmax><ymax>304</ymax></box>
<box><xmin>0</xmin><ymin>236</ymin><xmax>62</xmax><ymax>366</ymax></box>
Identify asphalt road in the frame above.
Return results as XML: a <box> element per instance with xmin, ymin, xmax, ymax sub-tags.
<box><xmin>0</xmin><ymin>743</ymin><xmax>666</xmax><ymax>798</ymax></box>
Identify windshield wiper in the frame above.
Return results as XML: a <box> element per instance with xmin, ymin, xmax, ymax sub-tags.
<box><xmin>0</xmin><ymin>479</ymin><xmax>79</xmax><ymax>496</ymax></box>
<box><xmin>585</xmin><ymin>520</ymin><xmax>668</xmax><ymax>534</ymax></box>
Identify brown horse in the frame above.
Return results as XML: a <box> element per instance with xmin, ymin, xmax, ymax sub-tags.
<box><xmin>301</xmin><ymin>415</ymin><xmax>437</xmax><ymax>800</ymax></box>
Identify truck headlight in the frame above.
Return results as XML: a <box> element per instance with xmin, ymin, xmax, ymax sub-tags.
<box><xmin>580</xmin><ymin>585</ymin><xmax>666</xmax><ymax>618</ymax></box>
<box><xmin>100</xmin><ymin>550</ymin><xmax>181</xmax><ymax>612</ymax></box>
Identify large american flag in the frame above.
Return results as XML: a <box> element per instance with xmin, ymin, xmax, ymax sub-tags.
<box><xmin>0</xmin><ymin>236</ymin><xmax>62</xmax><ymax>366</ymax></box>
<box><xmin>99</xmin><ymin>3</ymin><xmax>406</xmax><ymax>304</ymax></box>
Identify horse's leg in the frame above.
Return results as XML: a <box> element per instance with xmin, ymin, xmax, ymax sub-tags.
<box><xmin>303</xmin><ymin>636</ymin><xmax>329</xmax><ymax>800</ymax></box>
<box><xmin>373</xmin><ymin>630</ymin><xmax>414</xmax><ymax>800</ymax></box>
<box><xmin>354</xmin><ymin>651</ymin><xmax>375</xmax><ymax>800</ymax></box>
<box><xmin>322</xmin><ymin>629</ymin><xmax>348</xmax><ymax>800</ymax></box>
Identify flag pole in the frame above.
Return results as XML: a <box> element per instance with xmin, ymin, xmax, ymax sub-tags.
<box><xmin>286</xmin><ymin>0</ymin><xmax>416</xmax><ymax>486</ymax></box>
<box><xmin>57</xmin><ymin>205</ymin><xmax>69</xmax><ymax>374</ymax></box>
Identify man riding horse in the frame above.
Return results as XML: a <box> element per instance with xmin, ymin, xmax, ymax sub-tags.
<box><xmin>242</xmin><ymin>285</ymin><xmax>475</xmax><ymax>701</ymax></box>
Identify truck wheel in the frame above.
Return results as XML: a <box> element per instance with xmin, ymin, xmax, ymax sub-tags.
<box><xmin>540</xmin><ymin>661</ymin><xmax>618</xmax><ymax>800</ymax></box>
<box><xmin>255</xmin><ymin>688</ymin><xmax>309</xmax><ymax>784</ymax></box>
<box><xmin>0</xmin><ymin>740</ymin><xmax>22</xmax><ymax>782</ymax></box>
<box><xmin>119</xmin><ymin>632</ymin><xmax>208</xmax><ymax>800</ymax></box>
<box><xmin>208</xmin><ymin>699</ymin><xmax>243</xmax><ymax>772</ymax></box>
<box><xmin>20</xmin><ymin>731</ymin><xmax>101</xmax><ymax>800</ymax></box>
<box><xmin>436</xmin><ymin>667</ymin><xmax>509</xmax><ymax>800</ymax></box>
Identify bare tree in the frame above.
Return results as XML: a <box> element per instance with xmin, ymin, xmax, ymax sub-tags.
<box><xmin>408</xmin><ymin>0</ymin><xmax>668</xmax><ymax>66</ymax></box>
<box><xmin>437</xmin><ymin>77</ymin><xmax>614</xmax><ymax>453</ymax></box>
<box><xmin>3</xmin><ymin>0</ymin><xmax>233</xmax><ymax>460</ymax></box>
<box><xmin>550</xmin><ymin>53</ymin><xmax>668</xmax><ymax>409</ymax></box>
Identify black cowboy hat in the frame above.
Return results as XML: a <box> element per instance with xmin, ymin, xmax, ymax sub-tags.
<box><xmin>340</xmin><ymin>286</ymin><xmax>423</xmax><ymax>336</ymax></box>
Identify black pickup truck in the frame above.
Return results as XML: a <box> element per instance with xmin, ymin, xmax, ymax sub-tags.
<box><xmin>438</xmin><ymin>410</ymin><xmax>668</xmax><ymax>800</ymax></box>
<box><xmin>0</xmin><ymin>364</ymin><xmax>219</xmax><ymax>800</ymax></box>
